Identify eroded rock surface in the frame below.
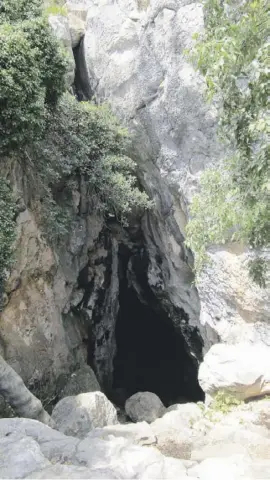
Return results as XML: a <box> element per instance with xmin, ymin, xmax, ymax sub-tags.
<box><xmin>199</xmin><ymin>343</ymin><xmax>270</xmax><ymax>400</ymax></box>
<box><xmin>1</xmin><ymin>398</ymin><xmax>270</xmax><ymax>479</ymax></box>
<box><xmin>67</xmin><ymin>0</ymin><xmax>270</xmax><ymax>351</ymax></box>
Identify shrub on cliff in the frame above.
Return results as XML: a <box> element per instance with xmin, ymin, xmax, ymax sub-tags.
<box><xmin>186</xmin><ymin>0</ymin><xmax>269</xmax><ymax>286</ymax></box>
<box><xmin>0</xmin><ymin>0</ymin><xmax>151</xmax><ymax>249</ymax></box>
<box><xmin>33</xmin><ymin>94</ymin><xmax>151</xmax><ymax>232</ymax></box>
<box><xmin>0</xmin><ymin>0</ymin><xmax>67</xmax><ymax>152</ymax></box>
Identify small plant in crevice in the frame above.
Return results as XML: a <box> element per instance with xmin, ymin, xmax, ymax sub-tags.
<box><xmin>204</xmin><ymin>390</ymin><xmax>243</xmax><ymax>422</ymax></box>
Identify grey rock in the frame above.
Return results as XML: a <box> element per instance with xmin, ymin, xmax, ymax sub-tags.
<box><xmin>86</xmin><ymin>421</ymin><xmax>157</xmax><ymax>446</ymax></box>
<box><xmin>199</xmin><ymin>343</ymin><xmax>270</xmax><ymax>400</ymax></box>
<box><xmin>60</xmin><ymin>365</ymin><xmax>100</xmax><ymax>399</ymax></box>
<box><xmin>0</xmin><ymin>434</ymin><xmax>49</xmax><ymax>479</ymax></box>
<box><xmin>69</xmin><ymin>0</ymin><xmax>270</xmax><ymax>353</ymax></box>
<box><xmin>51</xmin><ymin>392</ymin><xmax>118</xmax><ymax>438</ymax></box>
<box><xmin>74</xmin><ymin>435</ymin><xmax>187</xmax><ymax>479</ymax></box>
<box><xmin>26</xmin><ymin>464</ymin><xmax>121</xmax><ymax>479</ymax></box>
<box><xmin>0</xmin><ymin>417</ymin><xmax>79</xmax><ymax>463</ymax></box>
<box><xmin>125</xmin><ymin>391</ymin><xmax>166</xmax><ymax>423</ymax></box>
<box><xmin>0</xmin><ymin>355</ymin><xmax>52</xmax><ymax>426</ymax></box>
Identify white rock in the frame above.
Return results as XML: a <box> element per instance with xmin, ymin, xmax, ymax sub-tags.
<box><xmin>125</xmin><ymin>391</ymin><xmax>166</xmax><ymax>423</ymax></box>
<box><xmin>87</xmin><ymin>421</ymin><xmax>157</xmax><ymax>446</ymax></box>
<box><xmin>26</xmin><ymin>464</ymin><xmax>121</xmax><ymax>479</ymax></box>
<box><xmin>188</xmin><ymin>455</ymin><xmax>270</xmax><ymax>480</ymax></box>
<box><xmin>199</xmin><ymin>343</ymin><xmax>270</xmax><ymax>400</ymax></box>
<box><xmin>0</xmin><ymin>434</ymin><xmax>49</xmax><ymax>479</ymax></box>
<box><xmin>75</xmin><ymin>435</ymin><xmax>187</xmax><ymax>479</ymax></box>
<box><xmin>0</xmin><ymin>417</ymin><xmax>79</xmax><ymax>463</ymax></box>
<box><xmin>150</xmin><ymin>403</ymin><xmax>204</xmax><ymax>459</ymax></box>
<box><xmin>51</xmin><ymin>392</ymin><xmax>118</xmax><ymax>438</ymax></box>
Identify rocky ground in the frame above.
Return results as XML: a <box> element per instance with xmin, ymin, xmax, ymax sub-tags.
<box><xmin>1</xmin><ymin>387</ymin><xmax>269</xmax><ymax>479</ymax></box>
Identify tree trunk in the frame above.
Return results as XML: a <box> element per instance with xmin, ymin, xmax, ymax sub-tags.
<box><xmin>0</xmin><ymin>355</ymin><xmax>53</xmax><ymax>426</ymax></box>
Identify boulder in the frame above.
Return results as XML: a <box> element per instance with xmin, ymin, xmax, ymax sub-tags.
<box><xmin>125</xmin><ymin>392</ymin><xmax>166</xmax><ymax>423</ymax></box>
<box><xmin>60</xmin><ymin>365</ymin><xmax>100</xmax><ymax>398</ymax></box>
<box><xmin>51</xmin><ymin>392</ymin><xmax>118</xmax><ymax>438</ymax></box>
<box><xmin>199</xmin><ymin>343</ymin><xmax>270</xmax><ymax>400</ymax></box>
<box><xmin>0</xmin><ymin>433</ymin><xmax>50</xmax><ymax>478</ymax></box>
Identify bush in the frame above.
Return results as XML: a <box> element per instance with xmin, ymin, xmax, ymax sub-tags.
<box><xmin>0</xmin><ymin>0</ymin><xmax>151</xmax><ymax>250</ymax></box>
<box><xmin>186</xmin><ymin>0</ymin><xmax>269</xmax><ymax>286</ymax></box>
<box><xmin>0</xmin><ymin>1</ymin><xmax>67</xmax><ymax>153</ymax></box>
<box><xmin>0</xmin><ymin>0</ymin><xmax>42</xmax><ymax>22</ymax></box>
<box><xmin>33</xmin><ymin>94</ymin><xmax>152</xmax><ymax>235</ymax></box>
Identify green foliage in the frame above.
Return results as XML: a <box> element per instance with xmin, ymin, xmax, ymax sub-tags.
<box><xmin>0</xmin><ymin>0</ymin><xmax>67</xmax><ymax>152</ymax></box>
<box><xmin>0</xmin><ymin>0</ymin><xmax>42</xmax><ymax>22</ymax></box>
<box><xmin>0</xmin><ymin>177</ymin><xmax>17</xmax><ymax>307</ymax></box>
<box><xmin>186</xmin><ymin>0</ymin><xmax>269</xmax><ymax>285</ymax></box>
<box><xmin>209</xmin><ymin>390</ymin><xmax>243</xmax><ymax>415</ymax></box>
<box><xmin>44</xmin><ymin>1</ymin><xmax>67</xmax><ymax>17</ymax></box>
<box><xmin>0</xmin><ymin>0</ymin><xmax>151</xmax><ymax>256</ymax></box>
<box><xmin>33</xmin><ymin>94</ymin><xmax>151</xmax><ymax>233</ymax></box>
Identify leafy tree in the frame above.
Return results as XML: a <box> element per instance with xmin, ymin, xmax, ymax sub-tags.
<box><xmin>0</xmin><ymin>0</ymin><xmax>67</xmax><ymax>152</ymax></box>
<box><xmin>32</xmin><ymin>94</ymin><xmax>151</xmax><ymax>238</ymax></box>
<box><xmin>186</xmin><ymin>0</ymin><xmax>269</xmax><ymax>286</ymax></box>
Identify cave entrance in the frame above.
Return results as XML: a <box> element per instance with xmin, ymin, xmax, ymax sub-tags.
<box><xmin>112</xmin><ymin>246</ymin><xmax>204</xmax><ymax>408</ymax></box>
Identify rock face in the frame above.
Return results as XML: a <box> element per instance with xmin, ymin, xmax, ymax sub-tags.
<box><xmin>0</xmin><ymin>159</ymin><xmax>105</xmax><ymax>406</ymax></box>
<box><xmin>125</xmin><ymin>391</ymin><xmax>166</xmax><ymax>423</ymax></box>
<box><xmin>69</xmin><ymin>0</ymin><xmax>269</xmax><ymax>351</ymax></box>
<box><xmin>51</xmin><ymin>392</ymin><xmax>118</xmax><ymax>438</ymax></box>
<box><xmin>198</xmin><ymin>343</ymin><xmax>270</xmax><ymax>400</ymax></box>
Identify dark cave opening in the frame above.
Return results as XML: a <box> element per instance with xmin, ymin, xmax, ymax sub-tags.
<box><xmin>112</xmin><ymin>245</ymin><xmax>204</xmax><ymax>408</ymax></box>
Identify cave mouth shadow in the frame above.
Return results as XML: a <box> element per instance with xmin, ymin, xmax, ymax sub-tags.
<box><xmin>111</xmin><ymin>246</ymin><xmax>204</xmax><ymax>408</ymax></box>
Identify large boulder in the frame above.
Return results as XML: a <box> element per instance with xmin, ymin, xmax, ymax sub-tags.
<box><xmin>51</xmin><ymin>392</ymin><xmax>118</xmax><ymax>438</ymax></box>
<box><xmin>0</xmin><ymin>418</ymin><xmax>189</xmax><ymax>479</ymax></box>
<box><xmin>0</xmin><ymin>433</ymin><xmax>50</xmax><ymax>478</ymax></box>
<box><xmin>199</xmin><ymin>343</ymin><xmax>270</xmax><ymax>400</ymax></box>
<box><xmin>60</xmin><ymin>365</ymin><xmax>100</xmax><ymax>398</ymax></box>
<box><xmin>125</xmin><ymin>392</ymin><xmax>166</xmax><ymax>423</ymax></box>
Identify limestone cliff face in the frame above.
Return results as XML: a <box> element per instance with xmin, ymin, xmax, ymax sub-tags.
<box><xmin>0</xmin><ymin>159</ymin><xmax>106</xmax><ymax>401</ymax></box>
<box><xmin>0</xmin><ymin>0</ymin><xmax>269</xmax><ymax>406</ymax></box>
<box><xmin>70</xmin><ymin>0</ymin><xmax>269</xmax><ymax>347</ymax></box>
